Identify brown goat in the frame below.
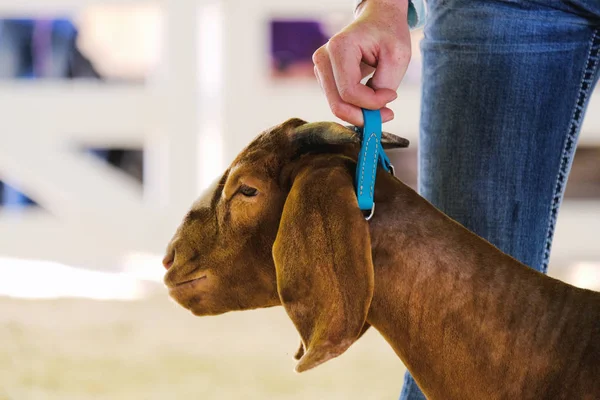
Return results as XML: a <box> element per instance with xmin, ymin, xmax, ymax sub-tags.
<box><xmin>163</xmin><ymin>118</ymin><xmax>600</xmax><ymax>399</ymax></box>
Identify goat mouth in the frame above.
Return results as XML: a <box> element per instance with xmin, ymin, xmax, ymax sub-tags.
<box><xmin>169</xmin><ymin>275</ymin><xmax>208</xmax><ymax>290</ymax></box>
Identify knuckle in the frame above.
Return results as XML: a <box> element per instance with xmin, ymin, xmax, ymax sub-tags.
<box><xmin>327</xmin><ymin>33</ymin><xmax>349</xmax><ymax>52</ymax></box>
<box><xmin>312</xmin><ymin>46</ymin><xmax>327</xmax><ymax>66</ymax></box>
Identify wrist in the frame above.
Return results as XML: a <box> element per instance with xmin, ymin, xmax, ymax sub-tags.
<box><xmin>354</xmin><ymin>0</ymin><xmax>410</xmax><ymax>17</ymax></box>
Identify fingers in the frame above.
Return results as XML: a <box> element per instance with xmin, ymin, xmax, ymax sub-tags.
<box><xmin>313</xmin><ymin>44</ymin><xmax>396</xmax><ymax>126</ymax></box>
<box><xmin>314</xmin><ymin>63</ymin><xmax>394</xmax><ymax>125</ymax></box>
<box><xmin>327</xmin><ymin>34</ymin><xmax>398</xmax><ymax>109</ymax></box>
<box><xmin>313</xmin><ymin>48</ymin><xmax>364</xmax><ymax>126</ymax></box>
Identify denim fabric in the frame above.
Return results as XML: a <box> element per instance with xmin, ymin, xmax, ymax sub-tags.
<box><xmin>401</xmin><ymin>1</ymin><xmax>600</xmax><ymax>399</ymax></box>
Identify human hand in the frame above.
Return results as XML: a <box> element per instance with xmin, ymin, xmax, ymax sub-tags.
<box><xmin>313</xmin><ymin>0</ymin><xmax>412</xmax><ymax>126</ymax></box>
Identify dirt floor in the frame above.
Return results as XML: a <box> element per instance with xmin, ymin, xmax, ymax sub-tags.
<box><xmin>0</xmin><ymin>292</ymin><xmax>405</xmax><ymax>400</ymax></box>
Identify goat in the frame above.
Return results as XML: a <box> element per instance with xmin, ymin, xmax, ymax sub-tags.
<box><xmin>162</xmin><ymin>118</ymin><xmax>600</xmax><ymax>400</ymax></box>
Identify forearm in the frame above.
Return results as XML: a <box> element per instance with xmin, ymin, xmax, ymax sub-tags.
<box><xmin>354</xmin><ymin>0</ymin><xmax>409</xmax><ymax>14</ymax></box>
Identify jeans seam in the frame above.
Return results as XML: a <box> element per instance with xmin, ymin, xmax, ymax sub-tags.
<box><xmin>541</xmin><ymin>28</ymin><xmax>600</xmax><ymax>273</ymax></box>
<box><xmin>420</xmin><ymin>41</ymin><xmax>586</xmax><ymax>54</ymax></box>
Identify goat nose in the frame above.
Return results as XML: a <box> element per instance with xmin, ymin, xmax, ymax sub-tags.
<box><xmin>162</xmin><ymin>252</ymin><xmax>175</xmax><ymax>270</ymax></box>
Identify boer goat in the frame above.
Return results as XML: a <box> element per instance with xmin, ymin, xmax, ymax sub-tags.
<box><xmin>163</xmin><ymin>119</ymin><xmax>600</xmax><ymax>400</ymax></box>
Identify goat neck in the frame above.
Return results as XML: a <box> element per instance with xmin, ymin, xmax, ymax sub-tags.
<box><xmin>366</xmin><ymin>172</ymin><xmax>600</xmax><ymax>400</ymax></box>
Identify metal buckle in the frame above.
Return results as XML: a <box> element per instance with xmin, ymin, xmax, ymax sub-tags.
<box><xmin>363</xmin><ymin>203</ymin><xmax>375</xmax><ymax>221</ymax></box>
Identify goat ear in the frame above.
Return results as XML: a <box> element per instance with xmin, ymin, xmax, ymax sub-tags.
<box><xmin>293</xmin><ymin>322</ymin><xmax>372</xmax><ymax>361</ymax></box>
<box><xmin>273</xmin><ymin>163</ymin><xmax>374</xmax><ymax>373</ymax></box>
<box><xmin>292</xmin><ymin>122</ymin><xmax>409</xmax><ymax>150</ymax></box>
<box><xmin>294</xmin><ymin>341</ymin><xmax>305</xmax><ymax>361</ymax></box>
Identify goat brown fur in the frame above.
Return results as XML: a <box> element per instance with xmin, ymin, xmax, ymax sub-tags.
<box><xmin>163</xmin><ymin>118</ymin><xmax>600</xmax><ymax>399</ymax></box>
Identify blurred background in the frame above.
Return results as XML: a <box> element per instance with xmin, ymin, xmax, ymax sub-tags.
<box><xmin>0</xmin><ymin>0</ymin><xmax>598</xmax><ymax>399</ymax></box>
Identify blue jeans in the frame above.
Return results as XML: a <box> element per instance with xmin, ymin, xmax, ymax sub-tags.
<box><xmin>402</xmin><ymin>1</ymin><xmax>600</xmax><ymax>399</ymax></box>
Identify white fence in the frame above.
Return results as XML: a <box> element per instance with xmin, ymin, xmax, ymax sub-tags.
<box><xmin>0</xmin><ymin>0</ymin><xmax>598</xmax><ymax>274</ymax></box>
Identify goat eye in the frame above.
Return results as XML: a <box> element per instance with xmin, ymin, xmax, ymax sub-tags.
<box><xmin>239</xmin><ymin>185</ymin><xmax>258</xmax><ymax>197</ymax></box>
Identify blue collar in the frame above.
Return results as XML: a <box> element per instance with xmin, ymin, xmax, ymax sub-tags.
<box><xmin>354</xmin><ymin>109</ymin><xmax>394</xmax><ymax>220</ymax></box>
